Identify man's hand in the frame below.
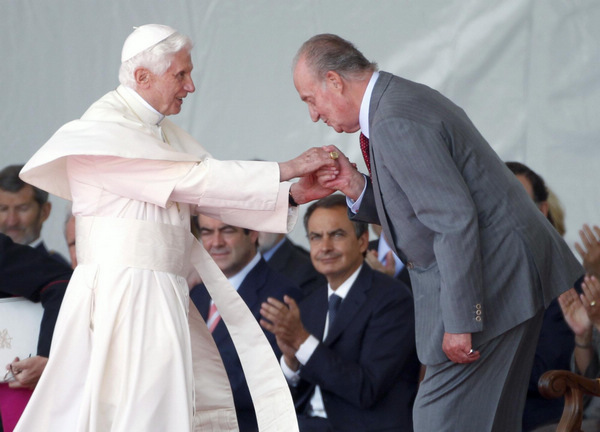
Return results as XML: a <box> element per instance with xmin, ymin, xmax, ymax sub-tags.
<box><xmin>260</xmin><ymin>295</ymin><xmax>310</xmax><ymax>351</ymax></box>
<box><xmin>8</xmin><ymin>355</ymin><xmax>48</xmax><ymax>389</ymax></box>
<box><xmin>365</xmin><ymin>250</ymin><xmax>396</xmax><ymax>277</ymax></box>
<box><xmin>442</xmin><ymin>333</ymin><xmax>480</xmax><ymax>364</ymax></box>
<box><xmin>278</xmin><ymin>147</ymin><xmax>339</xmax><ymax>182</ymax></box>
<box><xmin>290</xmin><ymin>171</ymin><xmax>337</xmax><ymax>205</ymax></box>
<box><xmin>318</xmin><ymin>145</ymin><xmax>366</xmax><ymax>200</ymax></box>
<box><xmin>575</xmin><ymin>224</ymin><xmax>600</xmax><ymax>278</ymax></box>
<box><xmin>558</xmin><ymin>287</ymin><xmax>593</xmax><ymax>337</ymax></box>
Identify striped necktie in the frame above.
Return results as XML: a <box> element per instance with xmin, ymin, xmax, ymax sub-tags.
<box><xmin>206</xmin><ymin>302</ymin><xmax>221</xmax><ymax>332</ymax></box>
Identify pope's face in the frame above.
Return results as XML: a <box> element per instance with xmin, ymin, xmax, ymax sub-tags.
<box><xmin>147</xmin><ymin>49</ymin><xmax>195</xmax><ymax>116</ymax></box>
<box><xmin>293</xmin><ymin>57</ymin><xmax>360</xmax><ymax>134</ymax></box>
<box><xmin>0</xmin><ymin>186</ymin><xmax>50</xmax><ymax>245</ymax></box>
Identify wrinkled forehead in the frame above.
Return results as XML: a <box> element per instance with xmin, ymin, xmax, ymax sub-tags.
<box><xmin>294</xmin><ymin>60</ymin><xmax>324</xmax><ymax>97</ymax></box>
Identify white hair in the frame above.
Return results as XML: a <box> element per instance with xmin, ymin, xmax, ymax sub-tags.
<box><xmin>118</xmin><ymin>32</ymin><xmax>193</xmax><ymax>88</ymax></box>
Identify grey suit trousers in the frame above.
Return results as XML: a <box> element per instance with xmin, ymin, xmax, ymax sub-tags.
<box><xmin>413</xmin><ymin>310</ymin><xmax>545</xmax><ymax>432</ymax></box>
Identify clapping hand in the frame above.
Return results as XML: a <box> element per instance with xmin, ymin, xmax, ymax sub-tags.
<box><xmin>575</xmin><ymin>224</ymin><xmax>600</xmax><ymax>278</ymax></box>
<box><xmin>260</xmin><ymin>295</ymin><xmax>309</xmax><ymax>371</ymax></box>
<box><xmin>365</xmin><ymin>250</ymin><xmax>396</xmax><ymax>277</ymax></box>
<box><xmin>559</xmin><ymin>287</ymin><xmax>592</xmax><ymax>337</ymax></box>
<box><xmin>558</xmin><ymin>276</ymin><xmax>600</xmax><ymax>337</ymax></box>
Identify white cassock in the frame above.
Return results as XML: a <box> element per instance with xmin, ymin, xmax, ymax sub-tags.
<box><xmin>16</xmin><ymin>86</ymin><xmax>299</xmax><ymax>432</ymax></box>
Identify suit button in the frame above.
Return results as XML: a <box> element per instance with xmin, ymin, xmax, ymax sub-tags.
<box><xmin>475</xmin><ymin>316</ymin><xmax>482</xmax><ymax>322</ymax></box>
<box><xmin>406</xmin><ymin>262</ymin><xmax>414</xmax><ymax>270</ymax></box>
<box><xmin>475</xmin><ymin>304</ymin><xmax>482</xmax><ymax>309</ymax></box>
<box><xmin>476</xmin><ymin>310</ymin><xmax>482</xmax><ymax>316</ymax></box>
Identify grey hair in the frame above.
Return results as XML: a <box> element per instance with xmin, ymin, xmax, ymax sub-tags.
<box><xmin>293</xmin><ymin>33</ymin><xmax>378</xmax><ymax>81</ymax></box>
<box><xmin>118</xmin><ymin>32</ymin><xmax>193</xmax><ymax>88</ymax></box>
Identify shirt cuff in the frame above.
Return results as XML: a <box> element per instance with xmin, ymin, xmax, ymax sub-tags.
<box><xmin>296</xmin><ymin>334</ymin><xmax>319</xmax><ymax>365</ymax></box>
<box><xmin>347</xmin><ymin>174</ymin><xmax>368</xmax><ymax>214</ymax></box>
<box><xmin>280</xmin><ymin>356</ymin><xmax>301</xmax><ymax>386</ymax></box>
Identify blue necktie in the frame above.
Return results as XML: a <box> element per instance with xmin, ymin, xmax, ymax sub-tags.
<box><xmin>328</xmin><ymin>294</ymin><xmax>342</xmax><ymax>328</ymax></box>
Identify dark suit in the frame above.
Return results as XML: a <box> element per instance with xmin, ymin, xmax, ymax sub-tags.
<box><xmin>293</xmin><ymin>264</ymin><xmax>419</xmax><ymax>432</ymax></box>
<box><xmin>368</xmin><ymin>238</ymin><xmax>411</xmax><ymax>289</ymax></box>
<box><xmin>190</xmin><ymin>257</ymin><xmax>303</xmax><ymax>432</ymax></box>
<box><xmin>0</xmin><ymin>233</ymin><xmax>71</xmax><ymax>356</ymax></box>
<box><xmin>523</xmin><ymin>298</ymin><xmax>574</xmax><ymax>431</ymax></box>
<box><xmin>35</xmin><ymin>241</ymin><xmax>71</xmax><ymax>269</ymax></box>
<box><xmin>354</xmin><ymin>72</ymin><xmax>583</xmax><ymax>430</ymax></box>
<box><xmin>265</xmin><ymin>238</ymin><xmax>326</xmax><ymax>296</ymax></box>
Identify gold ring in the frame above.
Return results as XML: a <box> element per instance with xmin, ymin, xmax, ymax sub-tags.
<box><xmin>591</xmin><ymin>300</ymin><xmax>597</xmax><ymax>307</ymax></box>
<box><xmin>329</xmin><ymin>151</ymin><xmax>339</xmax><ymax>160</ymax></box>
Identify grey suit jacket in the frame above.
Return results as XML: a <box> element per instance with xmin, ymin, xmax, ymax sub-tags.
<box><xmin>355</xmin><ymin>71</ymin><xmax>583</xmax><ymax>364</ymax></box>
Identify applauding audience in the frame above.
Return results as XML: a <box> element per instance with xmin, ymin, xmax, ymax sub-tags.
<box><xmin>559</xmin><ymin>223</ymin><xmax>600</xmax><ymax>419</ymax></box>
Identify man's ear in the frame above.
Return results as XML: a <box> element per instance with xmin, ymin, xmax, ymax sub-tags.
<box><xmin>325</xmin><ymin>70</ymin><xmax>344</xmax><ymax>93</ymax></box>
<box><xmin>134</xmin><ymin>68</ymin><xmax>151</xmax><ymax>89</ymax></box>
<box><xmin>358</xmin><ymin>231</ymin><xmax>369</xmax><ymax>254</ymax></box>
<box><xmin>40</xmin><ymin>201</ymin><xmax>51</xmax><ymax>223</ymax></box>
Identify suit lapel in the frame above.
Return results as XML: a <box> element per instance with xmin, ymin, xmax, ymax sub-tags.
<box><xmin>302</xmin><ymin>288</ymin><xmax>329</xmax><ymax>340</ymax></box>
<box><xmin>367</xmin><ymin>72</ymin><xmax>407</xmax><ymax>264</ymax></box>
<box><xmin>267</xmin><ymin>239</ymin><xmax>293</xmax><ymax>272</ymax></box>
<box><xmin>236</xmin><ymin>258</ymin><xmax>268</xmax><ymax>312</ymax></box>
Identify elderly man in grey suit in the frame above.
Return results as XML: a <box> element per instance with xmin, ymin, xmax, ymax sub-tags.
<box><xmin>292</xmin><ymin>33</ymin><xmax>583</xmax><ymax>431</ymax></box>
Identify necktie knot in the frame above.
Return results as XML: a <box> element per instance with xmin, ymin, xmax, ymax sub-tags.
<box><xmin>359</xmin><ymin>132</ymin><xmax>372</xmax><ymax>177</ymax></box>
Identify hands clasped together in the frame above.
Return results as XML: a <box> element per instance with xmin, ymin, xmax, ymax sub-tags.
<box><xmin>280</xmin><ymin>145</ymin><xmax>366</xmax><ymax>205</ymax></box>
<box><xmin>4</xmin><ymin>355</ymin><xmax>48</xmax><ymax>389</ymax></box>
<box><xmin>260</xmin><ymin>295</ymin><xmax>309</xmax><ymax>372</ymax></box>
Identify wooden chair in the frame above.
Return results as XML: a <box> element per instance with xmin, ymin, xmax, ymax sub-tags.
<box><xmin>538</xmin><ymin>370</ymin><xmax>600</xmax><ymax>432</ymax></box>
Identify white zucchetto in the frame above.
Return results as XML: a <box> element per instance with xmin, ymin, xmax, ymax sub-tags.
<box><xmin>121</xmin><ymin>24</ymin><xmax>177</xmax><ymax>63</ymax></box>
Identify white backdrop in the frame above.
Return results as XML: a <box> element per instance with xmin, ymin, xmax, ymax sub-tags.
<box><xmin>1</xmin><ymin>0</ymin><xmax>599</xmax><ymax>259</ymax></box>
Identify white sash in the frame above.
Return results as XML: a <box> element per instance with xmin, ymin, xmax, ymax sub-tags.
<box><xmin>76</xmin><ymin>216</ymin><xmax>298</xmax><ymax>432</ymax></box>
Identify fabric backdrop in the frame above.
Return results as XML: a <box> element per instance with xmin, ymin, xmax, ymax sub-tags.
<box><xmin>1</xmin><ymin>0</ymin><xmax>599</xmax><ymax>259</ymax></box>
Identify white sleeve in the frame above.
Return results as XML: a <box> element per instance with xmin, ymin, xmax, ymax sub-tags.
<box><xmin>172</xmin><ymin>159</ymin><xmax>297</xmax><ymax>233</ymax></box>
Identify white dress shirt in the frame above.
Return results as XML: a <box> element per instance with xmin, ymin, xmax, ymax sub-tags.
<box><xmin>348</xmin><ymin>72</ymin><xmax>380</xmax><ymax>213</ymax></box>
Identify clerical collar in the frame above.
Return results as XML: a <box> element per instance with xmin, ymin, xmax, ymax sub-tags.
<box><xmin>359</xmin><ymin>71</ymin><xmax>380</xmax><ymax>139</ymax></box>
<box><xmin>120</xmin><ymin>85</ymin><xmax>166</xmax><ymax>125</ymax></box>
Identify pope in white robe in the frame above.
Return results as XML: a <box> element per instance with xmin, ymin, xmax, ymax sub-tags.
<box><xmin>15</xmin><ymin>24</ymin><xmax>336</xmax><ymax>432</ymax></box>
